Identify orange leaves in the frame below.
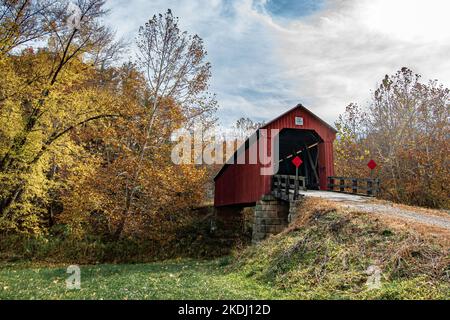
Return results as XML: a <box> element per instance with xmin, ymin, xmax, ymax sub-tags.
<box><xmin>60</xmin><ymin>64</ymin><xmax>210</xmax><ymax>241</ymax></box>
<box><xmin>335</xmin><ymin>68</ymin><xmax>449</xmax><ymax>209</ymax></box>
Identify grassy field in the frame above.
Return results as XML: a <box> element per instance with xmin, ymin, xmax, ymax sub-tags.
<box><xmin>1</xmin><ymin>198</ymin><xmax>449</xmax><ymax>300</ymax></box>
<box><xmin>0</xmin><ymin>259</ymin><xmax>285</xmax><ymax>300</ymax></box>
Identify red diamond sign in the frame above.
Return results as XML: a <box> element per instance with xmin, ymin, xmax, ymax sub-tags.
<box><xmin>292</xmin><ymin>156</ymin><xmax>303</xmax><ymax>168</ymax></box>
<box><xmin>367</xmin><ymin>159</ymin><xmax>377</xmax><ymax>170</ymax></box>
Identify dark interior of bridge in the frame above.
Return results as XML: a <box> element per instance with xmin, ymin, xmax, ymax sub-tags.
<box><xmin>277</xmin><ymin>128</ymin><xmax>322</xmax><ymax>189</ymax></box>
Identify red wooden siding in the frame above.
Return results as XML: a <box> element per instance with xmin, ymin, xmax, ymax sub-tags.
<box><xmin>214</xmin><ymin>104</ymin><xmax>336</xmax><ymax>207</ymax></box>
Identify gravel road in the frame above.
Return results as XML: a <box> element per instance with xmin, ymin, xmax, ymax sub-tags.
<box><xmin>299</xmin><ymin>190</ymin><xmax>450</xmax><ymax>230</ymax></box>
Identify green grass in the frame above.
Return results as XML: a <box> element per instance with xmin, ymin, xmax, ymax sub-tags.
<box><xmin>1</xmin><ymin>254</ymin><xmax>447</xmax><ymax>300</ymax></box>
<box><xmin>1</xmin><ymin>199</ymin><xmax>449</xmax><ymax>300</ymax></box>
<box><xmin>0</xmin><ymin>259</ymin><xmax>286</xmax><ymax>300</ymax></box>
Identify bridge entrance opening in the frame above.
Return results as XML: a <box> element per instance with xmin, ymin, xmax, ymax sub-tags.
<box><xmin>277</xmin><ymin>128</ymin><xmax>323</xmax><ymax>190</ymax></box>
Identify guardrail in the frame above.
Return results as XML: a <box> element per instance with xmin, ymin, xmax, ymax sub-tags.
<box><xmin>272</xmin><ymin>175</ymin><xmax>307</xmax><ymax>201</ymax></box>
<box><xmin>328</xmin><ymin>176</ymin><xmax>380</xmax><ymax>197</ymax></box>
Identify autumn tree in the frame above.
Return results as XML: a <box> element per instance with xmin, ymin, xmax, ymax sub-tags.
<box><xmin>0</xmin><ymin>4</ymin><xmax>218</xmax><ymax>243</ymax></box>
<box><xmin>60</xmin><ymin>10</ymin><xmax>217</xmax><ymax>240</ymax></box>
<box><xmin>0</xmin><ymin>0</ymin><xmax>121</xmax><ymax>233</ymax></box>
<box><xmin>136</xmin><ymin>9</ymin><xmax>217</xmax><ymax>128</ymax></box>
<box><xmin>60</xmin><ymin>64</ymin><xmax>205</xmax><ymax>240</ymax></box>
<box><xmin>334</xmin><ymin>103</ymin><xmax>370</xmax><ymax>177</ymax></box>
<box><xmin>335</xmin><ymin>68</ymin><xmax>449</xmax><ymax>208</ymax></box>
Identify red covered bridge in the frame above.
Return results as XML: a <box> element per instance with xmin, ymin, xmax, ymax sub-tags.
<box><xmin>214</xmin><ymin>104</ymin><xmax>337</xmax><ymax>208</ymax></box>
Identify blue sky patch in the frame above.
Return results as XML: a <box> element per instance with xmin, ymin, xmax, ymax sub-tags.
<box><xmin>264</xmin><ymin>0</ymin><xmax>325</xmax><ymax>19</ymax></box>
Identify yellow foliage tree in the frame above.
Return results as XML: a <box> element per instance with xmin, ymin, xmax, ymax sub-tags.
<box><xmin>0</xmin><ymin>0</ymin><xmax>121</xmax><ymax>233</ymax></box>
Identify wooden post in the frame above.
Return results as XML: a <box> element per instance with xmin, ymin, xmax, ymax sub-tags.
<box><xmin>277</xmin><ymin>175</ymin><xmax>281</xmax><ymax>198</ymax></box>
<box><xmin>302</xmin><ymin>177</ymin><xmax>307</xmax><ymax>191</ymax></box>
<box><xmin>367</xmin><ymin>179</ymin><xmax>373</xmax><ymax>196</ymax></box>
<box><xmin>315</xmin><ymin>146</ymin><xmax>320</xmax><ymax>190</ymax></box>
<box><xmin>294</xmin><ymin>168</ymin><xmax>299</xmax><ymax>200</ymax></box>
<box><xmin>285</xmin><ymin>175</ymin><xmax>289</xmax><ymax>199</ymax></box>
<box><xmin>303</xmin><ymin>154</ymin><xmax>309</xmax><ymax>188</ymax></box>
<box><xmin>339</xmin><ymin>178</ymin><xmax>345</xmax><ymax>192</ymax></box>
<box><xmin>352</xmin><ymin>179</ymin><xmax>357</xmax><ymax>194</ymax></box>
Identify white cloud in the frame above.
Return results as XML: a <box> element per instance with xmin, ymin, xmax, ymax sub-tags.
<box><xmin>272</xmin><ymin>0</ymin><xmax>450</xmax><ymax>123</ymax></box>
<box><xmin>105</xmin><ymin>0</ymin><xmax>450</xmax><ymax>127</ymax></box>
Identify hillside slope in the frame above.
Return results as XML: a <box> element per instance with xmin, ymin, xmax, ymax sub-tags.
<box><xmin>230</xmin><ymin>198</ymin><xmax>450</xmax><ymax>299</ymax></box>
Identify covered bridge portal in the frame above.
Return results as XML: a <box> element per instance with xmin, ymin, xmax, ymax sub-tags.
<box><xmin>214</xmin><ymin>104</ymin><xmax>337</xmax><ymax>208</ymax></box>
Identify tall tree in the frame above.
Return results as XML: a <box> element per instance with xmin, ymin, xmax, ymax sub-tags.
<box><xmin>0</xmin><ymin>0</ymin><xmax>121</xmax><ymax>232</ymax></box>
<box><xmin>61</xmin><ymin>10</ymin><xmax>217</xmax><ymax>240</ymax></box>
<box><xmin>136</xmin><ymin>9</ymin><xmax>217</xmax><ymax>129</ymax></box>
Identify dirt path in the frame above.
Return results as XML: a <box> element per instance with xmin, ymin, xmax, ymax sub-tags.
<box><xmin>299</xmin><ymin>190</ymin><xmax>450</xmax><ymax>230</ymax></box>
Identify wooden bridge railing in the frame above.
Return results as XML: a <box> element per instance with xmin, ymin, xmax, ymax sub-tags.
<box><xmin>328</xmin><ymin>176</ymin><xmax>381</xmax><ymax>197</ymax></box>
<box><xmin>272</xmin><ymin>175</ymin><xmax>307</xmax><ymax>201</ymax></box>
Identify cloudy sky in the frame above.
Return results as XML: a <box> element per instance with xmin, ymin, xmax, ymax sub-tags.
<box><xmin>105</xmin><ymin>0</ymin><xmax>450</xmax><ymax>127</ymax></box>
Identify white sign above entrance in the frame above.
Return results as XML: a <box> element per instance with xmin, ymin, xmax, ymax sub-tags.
<box><xmin>295</xmin><ymin>117</ymin><xmax>304</xmax><ymax>126</ymax></box>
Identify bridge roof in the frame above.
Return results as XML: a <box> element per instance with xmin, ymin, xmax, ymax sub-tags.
<box><xmin>261</xmin><ymin>104</ymin><xmax>337</xmax><ymax>133</ymax></box>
